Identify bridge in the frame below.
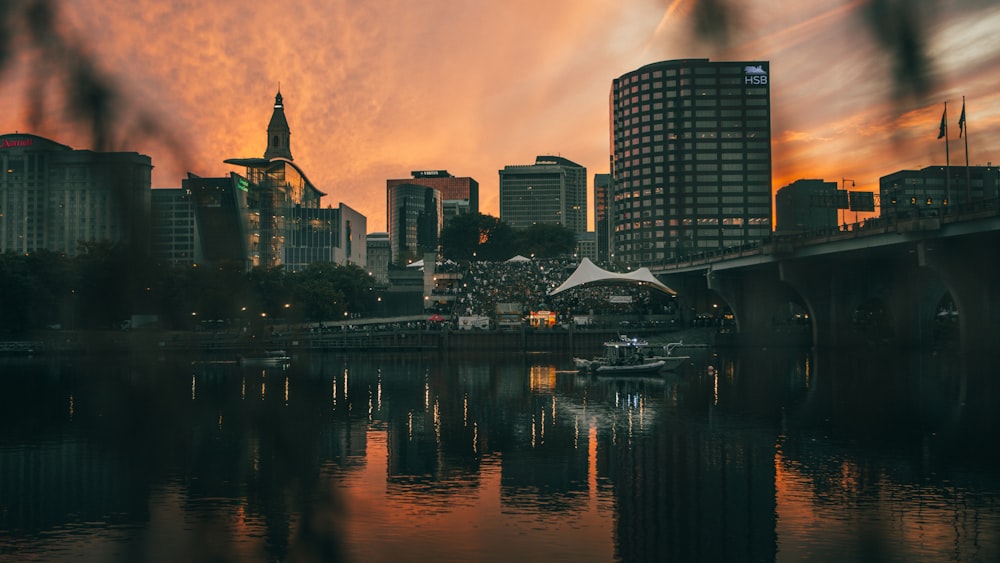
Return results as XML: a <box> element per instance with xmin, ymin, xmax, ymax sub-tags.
<box><xmin>651</xmin><ymin>199</ymin><xmax>1000</xmax><ymax>352</ymax></box>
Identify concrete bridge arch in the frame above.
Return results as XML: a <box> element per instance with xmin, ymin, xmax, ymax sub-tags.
<box><xmin>660</xmin><ymin>237</ymin><xmax>1000</xmax><ymax>351</ymax></box>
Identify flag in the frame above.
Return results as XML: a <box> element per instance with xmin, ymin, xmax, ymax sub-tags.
<box><xmin>958</xmin><ymin>102</ymin><xmax>966</xmax><ymax>138</ymax></box>
<box><xmin>937</xmin><ymin>106</ymin><xmax>947</xmax><ymax>139</ymax></box>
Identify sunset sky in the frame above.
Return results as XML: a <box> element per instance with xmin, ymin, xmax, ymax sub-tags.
<box><xmin>2</xmin><ymin>0</ymin><xmax>999</xmax><ymax>232</ymax></box>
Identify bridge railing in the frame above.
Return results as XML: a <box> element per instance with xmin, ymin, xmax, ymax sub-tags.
<box><xmin>651</xmin><ymin>196</ymin><xmax>1000</xmax><ymax>271</ymax></box>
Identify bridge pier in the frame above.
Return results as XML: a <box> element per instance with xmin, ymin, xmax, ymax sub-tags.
<box><xmin>918</xmin><ymin>238</ymin><xmax>1000</xmax><ymax>353</ymax></box>
<box><xmin>707</xmin><ymin>267</ymin><xmax>805</xmax><ymax>347</ymax></box>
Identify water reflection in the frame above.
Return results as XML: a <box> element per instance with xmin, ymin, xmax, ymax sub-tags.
<box><xmin>0</xmin><ymin>348</ymin><xmax>997</xmax><ymax>562</ymax></box>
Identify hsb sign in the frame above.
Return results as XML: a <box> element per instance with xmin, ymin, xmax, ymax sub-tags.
<box><xmin>744</xmin><ymin>65</ymin><xmax>768</xmax><ymax>86</ymax></box>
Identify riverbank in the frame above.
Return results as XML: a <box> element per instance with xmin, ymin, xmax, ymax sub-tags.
<box><xmin>1</xmin><ymin>325</ymin><xmax>725</xmax><ymax>357</ymax></box>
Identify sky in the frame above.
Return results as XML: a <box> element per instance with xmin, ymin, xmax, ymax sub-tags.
<box><xmin>2</xmin><ymin>0</ymin><xmax>999</xmax><ymax>233</ymax></box>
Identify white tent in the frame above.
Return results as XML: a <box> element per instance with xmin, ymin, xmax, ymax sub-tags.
<box><xmin>506</xmin><ymin>255</ymin><xmax>531</xmax><ymax>263</ymax></box>
<box><xmin>547</xmin><ymin>257</ymin><xmax>676</xmax><ymax>296</ymax></box>
<box><xmin>406</xmin><ymin>259</ymin><xmax>424</xmax><ymax>268</ymax></box>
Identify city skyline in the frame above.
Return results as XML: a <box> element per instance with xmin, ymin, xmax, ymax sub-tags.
<box><xmin>1</xmin><ymin>0</ymin><xmax>998</xmax><ymax>233</ymax></box>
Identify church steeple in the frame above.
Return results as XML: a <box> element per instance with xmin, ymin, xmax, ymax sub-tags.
<box><xmin>264</xmin><ymin>89</ymin><xmax>292</xmax><ymax>160</ymax></box>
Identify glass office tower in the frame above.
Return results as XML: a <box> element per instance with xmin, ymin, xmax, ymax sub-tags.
<box><xmin>610</xmin><ymin>59</ymin><xmax>772</xmax><ymax>266</ymax></box>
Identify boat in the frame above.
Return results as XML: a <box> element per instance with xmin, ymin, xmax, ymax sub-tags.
<box><xmin>647</xmin><ymin>340</ymin><xmax>690</xmax><ymax>371</ymax></box>
<box><xmin>238</xmin><ymin>349</ymin><xmax>291</xmax><ymax>367</ymax></box>
<box><xmin>579</xmin><ymin>335</ymin><xmax>667</xmax><ymax>375</ymax></box>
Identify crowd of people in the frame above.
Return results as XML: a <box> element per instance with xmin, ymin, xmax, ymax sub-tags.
<box><xmin>445</xmin><ymin>257</ymin><xmax>678</xmax><ymax>325</ymax></box>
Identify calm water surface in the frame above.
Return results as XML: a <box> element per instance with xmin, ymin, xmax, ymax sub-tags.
<box><xmin>1</xmin><ymin>345</ymin><xmax>998</xmax><ymax>562</ymax></box>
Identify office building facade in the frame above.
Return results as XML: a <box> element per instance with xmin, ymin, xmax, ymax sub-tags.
<box><xmin>180</xmin><ymin>172</ymin><xmax>253</xmax><ymax>268</ymax></box>
<box><xmin>150</xmin><ymin>187</ymin><xmax>201</xmax><ymax>265</ymax></box>
<box><xmin>366</xmin><ymin>232</ymin><xmax>391</xmax><ymax>285</ymax></box>
<box><xmin>499</xmin><ymin>155</ymin><xmax>587</xmax><ymax>235</ymax></box>
<box><xmin>594</xmin><ymin>173</ymin><xmax>611</xmax><ymax>262</ymax></box>
<box><xmin>774</xmin><ymin>179</ymin><xmax>838</xmax><ymax>233</ymax></box>
<box><xmin>387</xmin><ymin>183</ymin><xmax>442</xmax><ymax>264</ymax></box>
<box><xmin>284</xmin><ymin>203</ymin><xmax>366</xmax><ymax>272</ymax></box>
<box><xmin>387</xmin><ymin>170</ymin><xmax>478</xmax><ymax>222</ymax></box>
<box><xmin>0</xmin><ymin>133</ymin><xmax>152</xmax><ymax>256</ymax></box>
<box><xmin>610</xmin><ymin>59</ymin><xmax>772</xmax><ymax>265</ymax></box>
<box><xmin>880</xmin><ymin>165</ymin><xmax>1000</xmax><ymax>217</ymax></box>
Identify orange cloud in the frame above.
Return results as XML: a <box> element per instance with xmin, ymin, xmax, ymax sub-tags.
<box><xmin>2</xmin><ymin>0</ymin><xmax>996</xmax><ymax>233</ymax></box>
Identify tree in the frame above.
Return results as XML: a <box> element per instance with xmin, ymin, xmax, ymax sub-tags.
<box><xmin>288</xmin><ymin>262</ymin><xmax>375</xmax><ymax>321</ymax></box>
<box><xmin>440</xmin><ymin>213</ymin><xmax>516</xmax><ymax>261</ymax></box>
<box><xmin>74</xmin><ymin>242</ymin><xmax>133</xmax><ymax>328</ymax></box>
<box><xmin>514</xmin><ymin>223</ymin><xmax>577</xmax><ymax>258</ymax></box>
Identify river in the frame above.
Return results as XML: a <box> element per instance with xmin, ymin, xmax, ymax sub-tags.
<box><xmin>0</xmin><ymin>344</ymin><xmax>997</xmax><ymax>562</ymax></box>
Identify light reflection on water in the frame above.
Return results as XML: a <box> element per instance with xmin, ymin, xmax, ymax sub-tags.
<box><xmin>0</xmin><ymin>348</ymin><xmax>997</xmax><ymax>562</ymax></box>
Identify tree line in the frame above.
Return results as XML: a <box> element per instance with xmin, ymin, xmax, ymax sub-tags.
<box><xmin>438</xmin><ymin>213</ymin><xmax>577</xmax><ymax>262</ymax></box>
<box><xmin>0</xmin><ymin>215</ymin><xmax>577</xmax><ymax>334</ymax></box>
<box><xmin>0</xmin><ymin>243</ymin><xmax>375</xmax><ymax>334</ymax></box>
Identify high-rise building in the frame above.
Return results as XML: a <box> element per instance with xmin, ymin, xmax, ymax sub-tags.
<box><xmin>610</xmin><ymin>59</ymin><xmax>772</xmax><ymax>265</ymax></box>
<box><xmin>774</xmin><ymin>179</ymin><xmax>838</xmax><ymax>233</ymax></box>
<box><xmin>150</xmin><ymin>187</ymin><xmax>201</xmax><ymax>265</ymax></box>
<box><xmin>0</xmin><ymin>133</ymin><xmax>151</xmax><ymax>256</ymax></box>
<box><xmin>386</xmin><ymin>170</ymin><xmax>478</xmax><ymax>222</ymax></box>
<box><xmin>387</xmin><ymin>183</ymin><xmax>442</xmax><ymax>264</ymax></box>
<box><xmin>180</xmin><ymin>172</ymin><xmax>254</xmax><ymax>268</ymax></box>
<box><xmin>594</xmin><ymin>173</ymin><xmax>611</xmax><ymax>262</ymax></box>
<box><xmin>499</xmin><ymin>155</ymin><xmax>587</xmax><ymax>235</ymax></box>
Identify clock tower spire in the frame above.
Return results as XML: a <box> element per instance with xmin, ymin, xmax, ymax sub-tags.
<box><xmin>264</xmin><ymin>88</ymin><xmax>292</xmax><ymax>160</ymax></box>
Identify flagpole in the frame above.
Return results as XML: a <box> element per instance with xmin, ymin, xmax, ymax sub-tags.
<box><xmin>962</xmin><ymin>96</ymin><xmax>970</xmax><ymax>202</ymax></box>
<box><xmin>944</xmin><ymin>101</ymin><xmax>951</xmax><ymax>205</ymax></box>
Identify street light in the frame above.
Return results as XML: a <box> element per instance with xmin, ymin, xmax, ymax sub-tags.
<box><xmin>841</xmin><ymin>178</ymin><xmax>855</xmax><ymax>228</ymax></box>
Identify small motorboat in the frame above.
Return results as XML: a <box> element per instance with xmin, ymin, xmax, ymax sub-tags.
<box><xmin>586</xmin><ymin>336</ymin><xmax>667</xmax><ymax>375</ymax></box>
<box><xmin>646</xmin><ymin>340</ymin><xmax>690</xmax><ymax>371</ymax></box>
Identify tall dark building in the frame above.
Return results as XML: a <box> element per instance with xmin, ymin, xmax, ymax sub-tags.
<box><xmin>610</xmin><ymin>59</ymin><xmax>772</xmax><ymax>265</ymax></box>
<box><xmin>182</xmin><ymin>172</ymin><xmax>252</xmax><ymax>267</ymax></box>
<box><xmin>387</xmin><ymin>170</ymin><xmax>479</xmax><ymax>222</ymax></box>
<box><xmin>774</xmin><ymin>179</ymin><xmax>838</xmax><ymax>233</ymax></box>
<box><xmin>499</xmin><ymin>155</ymin><xmax>587</xmax><ymax>235</ymax></box>
<box><xmin>150</xmin><ymin>186</ymin><xmax>200</xmax><ymax>265</ymax></box>
<box><xmin>0</xmin><ymin>133</ymin><xmax>152</xmax><ymax>256</ymax></box>
<box><xmin>594</xmin><ymin>173</ymin><xmax>611</xmax><ymax>262</ymax></box>
<box><xmin>387</xmin><ymin>183</ymin><xmax>441</xmax><ymax>264</ymax></box>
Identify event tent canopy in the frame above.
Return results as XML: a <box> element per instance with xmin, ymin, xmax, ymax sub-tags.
<box><xmin>547</xmin><ymin>258</ymin><xmax>676</xmax><ymax>296</ymax></box>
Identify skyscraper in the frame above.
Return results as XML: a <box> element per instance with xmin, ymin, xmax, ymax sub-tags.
<box><xmin>150</xmin><ymin>186</ymin><xmax>201</xmax><ymax>265</ymax></box>
<box><xmin>610</xmin><ymin>59</ymin><xmax>772</xmax><ymax>265</ymax></box>
<box><xmin>499</xmin><ymin>155</ymin><xmax>587</xmax><ymax>235</ymax></box>
<box><xmin>387</xmin><ymin>183</ymin><xmax>441</xmax><ymax>264</ymax></box>
<box><xmin>0</xmin><ymin>133</ymin><xmax>151</xmax><ymax>256</ymax></box>
<box><xmin>386</xmin><ymin>170</ymin><xmax>479</xmax><ymax>222</ymax></box>
<box><xmin>594</xmin><ymin>173</ymin><xmax>611</xmax><ymax>262</ymax></box>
